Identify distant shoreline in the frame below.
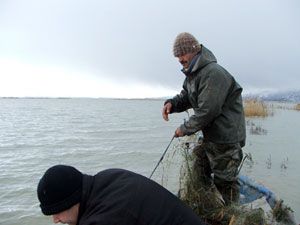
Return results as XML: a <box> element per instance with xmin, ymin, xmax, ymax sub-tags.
<box><xmin>1</xmin><ymin>90</ymin><xmax>300</xmax><ymax>103</ymax></box>
<box><xmin>0</xmin><ymin>96</ymin><xmax>169</xmax><ymax>101</ymax></box>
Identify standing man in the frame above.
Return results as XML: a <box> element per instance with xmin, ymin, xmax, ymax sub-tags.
<box><xmin>162</xmin><ymin>32</ymin><xmax>246</xmax><ymax>205</ymax></box>
<box><xmin>37</xmin><ymin>164</ymin><xmax>205</xmax><ymax>225</ymax></box>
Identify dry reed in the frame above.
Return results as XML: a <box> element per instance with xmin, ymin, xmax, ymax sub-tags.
<box><xmin>243</xmin><ymin>99</ymin><xmax>269</xmax><ymax>117</ymax></box>
<box><xmin>294</xmin><ymin>104</ymin><xmax>300</xmax><ymax>111</ymax></box>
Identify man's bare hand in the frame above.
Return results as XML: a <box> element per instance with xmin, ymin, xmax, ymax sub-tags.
<box><xmin>162</xmin><ymin>102</ymin><xmax>172</xmax><ymax>121</ymax></box>
<box><xmin>174</xmin><ymin>127</ymin><xmax>184</xmax><ymax>137</ymax></box>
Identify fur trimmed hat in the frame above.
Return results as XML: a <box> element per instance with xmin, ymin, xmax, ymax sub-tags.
<box><xmin>173</xmin><ymin>32</ymin><xmax>201</xmax><ymax>57</ymax></box>
<box><xmin>37</xmin><ymin>165</ymin><xmax>83</xmax><ymax>215</ymax></box>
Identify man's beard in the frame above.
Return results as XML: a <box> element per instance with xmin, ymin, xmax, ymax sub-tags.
<box><xmin>180</xmin><ymin>60</ymin><xmax>189</xmax><ymax>68</ymax></box>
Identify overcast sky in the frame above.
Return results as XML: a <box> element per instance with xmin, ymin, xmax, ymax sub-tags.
<box><xmin>0</xmin><ymin>0</ymin><xmax>299</xmax><ymax>98</ymax></box>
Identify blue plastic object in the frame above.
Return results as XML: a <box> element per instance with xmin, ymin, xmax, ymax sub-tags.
<box><xmin>238</xmin><ymin>175</ymin><xmax>277</xmax><ymax>208</ymax></box>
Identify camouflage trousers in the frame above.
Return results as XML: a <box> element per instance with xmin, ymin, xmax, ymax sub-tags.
<box><xmin>193</xmin><ymin>141</ymin><xmax>243</xmax><ymax>205</ymax></box>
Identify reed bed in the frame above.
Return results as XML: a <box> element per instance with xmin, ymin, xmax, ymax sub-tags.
<box><xmin>294</xmin><ymin>104</ymin><xmax>300</xmax><ymax>111</ymax></box>
<box><xmin>243</xmin><ymin>99</ymin><xmax>269</xmax><ymax>117</ymax></box>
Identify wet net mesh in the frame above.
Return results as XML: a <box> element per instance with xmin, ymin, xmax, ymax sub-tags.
<box><xmin>155</xmin><ymin>135</ymin><xmax>296</xmax><ymax>225</ymax></box>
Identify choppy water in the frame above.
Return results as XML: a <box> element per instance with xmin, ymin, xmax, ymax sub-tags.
<box><xmin>0</xmin><ymin>98</ymin><xmax>299</xmax><ymax>224</ymax></box>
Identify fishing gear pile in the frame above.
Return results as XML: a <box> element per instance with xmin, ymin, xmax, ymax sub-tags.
<box><xmin>153</xmin><ymin>134</ymin><xmax>296</xmax><ymax>225</ymax></box>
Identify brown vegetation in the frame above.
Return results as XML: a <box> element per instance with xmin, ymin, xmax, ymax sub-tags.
<box><xmin>243</xmin><ymin>99</ymin><xmax>269</xmax><ymax>117</ymax></box>
<box><xmin>294</xmin><ymin>104</ymin><xmax>300</xmax><ymax>111</ymax></box>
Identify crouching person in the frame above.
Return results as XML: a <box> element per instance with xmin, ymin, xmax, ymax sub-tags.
<box><xmin>37</xmin><ymin>165</ymin><xmax>205</xmax><ymax>225</ymax></box>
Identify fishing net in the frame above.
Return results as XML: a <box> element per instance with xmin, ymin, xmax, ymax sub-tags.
<box><xmin>157</xmin><ymin>134</ymin><xmax>296</xmax><ymax>225</ymax></box>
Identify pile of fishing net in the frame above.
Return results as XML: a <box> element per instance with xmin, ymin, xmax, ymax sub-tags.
<box><xmin>158</xmin><ymin>135</ymin><xmax>296</xmax><ymax>225</ymax></box>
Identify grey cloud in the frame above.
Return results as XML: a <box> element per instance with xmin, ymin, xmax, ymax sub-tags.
<box><xmin>0</xmin><ymin>0</ymin><xmax>299</xmax><ymax>94</ymax></box>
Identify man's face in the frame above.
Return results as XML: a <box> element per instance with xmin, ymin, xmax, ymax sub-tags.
<box><xmin>52</xmin><ymin>204</ymin><xmax>79</xmax><ymax>225</ymax></box>
<box><xmin>177</xmin><ymin>52</ymin><xmax>196</xmax><ymax>69</ymax></box>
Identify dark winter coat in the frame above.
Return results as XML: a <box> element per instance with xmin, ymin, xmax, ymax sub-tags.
<box><xmin>166</xmin><ymin>45</ymin><xmax>246</xmax><ymax>146</ymax></box>
<box><xmin>77</xmin><ymin>168</ymin><xmax>205</xmax><ymax>225</ymax></box>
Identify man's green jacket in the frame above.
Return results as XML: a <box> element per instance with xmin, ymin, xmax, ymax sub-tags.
<box><xmin>166</xmin><ymin>45</ymin><xmax>246</xmax><ymax>146</ymax></box>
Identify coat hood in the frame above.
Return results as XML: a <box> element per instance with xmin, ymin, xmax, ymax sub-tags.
<box><xmin>190</xmin><ymin>45</ymin><xmax>217</xmax><ymax>74</ymax></box>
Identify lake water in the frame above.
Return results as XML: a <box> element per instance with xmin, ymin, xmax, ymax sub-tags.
<box><xmin>0</xmin><ymin>98</ymin><xmax>299</xmax><ymax>224</ymax></box>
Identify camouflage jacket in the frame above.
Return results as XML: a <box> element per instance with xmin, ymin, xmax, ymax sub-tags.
<box><xmin>166</xmin><ymin>45</ymin><xmax>246</xmax><ymax>146</ymax></box>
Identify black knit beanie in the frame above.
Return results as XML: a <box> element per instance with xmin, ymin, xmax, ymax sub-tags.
<box><xmin>173</xmin><ymin>32</ymin><xmax>201</xmax><ymax>57</ymax></box>
<box><xmin>37</xmin><ymin>165</ymin><xmax>83</xmax><ymax>215</ymax></box>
